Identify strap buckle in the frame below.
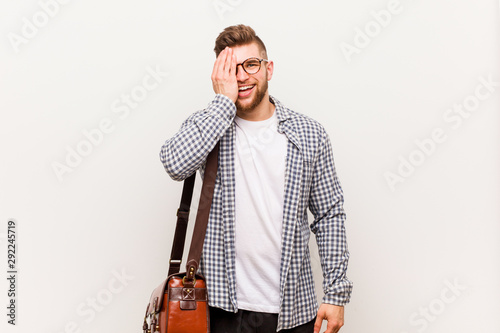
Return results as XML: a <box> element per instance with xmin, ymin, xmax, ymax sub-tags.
<box><xmin>182</xmin><ymin>275</ymin><xmax>196</xmax><ymax>287</ymax></box>
<box><xmin>176</xmin><ymin>209</ymin><xmax>190</xmax><ymax>217</ymax></box>
<box><xmin>169</xmin><ymin>259</ymin><xmax>182</xmax><ymax>265</ymax></box>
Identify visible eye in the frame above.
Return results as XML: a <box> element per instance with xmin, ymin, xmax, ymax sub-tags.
<box><xmin>245</xmin><ymin>61</ymin><xmax>259</xmax><ymax>68</ymax></box>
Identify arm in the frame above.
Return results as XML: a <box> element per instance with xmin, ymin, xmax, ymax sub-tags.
<box><xmin>308</xmin><ymin>130</ymin><xmax>353</xmax><ymax>332</ymax></box>
<box><xmin>160</xmin><ymin>94</ymin><xmax>235</xmax><ymax>181</ymax></box>
<box><xmin>160</xmin><ymin>47</ymin><xmax>239</xmax><ymax>181</ymax></box>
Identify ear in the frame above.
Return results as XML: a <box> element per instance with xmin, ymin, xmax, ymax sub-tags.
<box><xmin>266</xmin><ymin>60</ymin><xmax>274</xmax><ymax>81</ymax></box>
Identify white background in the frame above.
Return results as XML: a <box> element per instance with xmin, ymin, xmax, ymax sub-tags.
<box><xmin>1</xmin><ymin>0</ymin><xmax>499</xmax><ymax>332</ymax></box>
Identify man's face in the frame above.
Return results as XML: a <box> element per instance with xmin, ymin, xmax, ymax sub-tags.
<box><xmin>231</xmin><ymin>42</ymin><xmax>274</xmax><ymax>113</ymax></box>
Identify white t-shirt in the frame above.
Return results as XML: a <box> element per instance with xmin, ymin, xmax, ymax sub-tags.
<box><xmin>233</xmin><ymin>109</ymin><xmax>288</xmax><ymax>313</ymax></box>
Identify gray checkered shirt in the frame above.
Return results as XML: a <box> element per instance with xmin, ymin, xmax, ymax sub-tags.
<box><xmin>160</xmin><ymin>94</ymin><xmax>353</xmax><ymax>331</ymax></box>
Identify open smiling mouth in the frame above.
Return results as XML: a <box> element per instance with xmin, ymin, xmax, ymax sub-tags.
<box><xmin>238</xmin><ymin>85</ymin><xmax>255</xmax><ymax>97</ymax></box>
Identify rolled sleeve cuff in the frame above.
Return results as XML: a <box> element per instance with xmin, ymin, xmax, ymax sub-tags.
<box><xmin>322</xmin><ymin>280</ymin><xmax>353</xmax><ymax>306</ymax></box>
<box><xmin>208</xmin><ymin>94</ymin><xmax>236</xmax><ymax>124</ymax></box>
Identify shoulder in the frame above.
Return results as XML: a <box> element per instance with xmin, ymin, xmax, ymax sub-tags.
<box><xmin>272</xmin><ymin>96</ymin><xmax>329</xmax><ymax>142</ymax></box>
<box><xmin>272</xmin><ymin>96</ymin><xmax>331</xmax><ymax>162</ymax></box>
<box><xmin>289</xmin><ymin>109</ymin><xmax>327</xmax><ymax>137</ymax></box>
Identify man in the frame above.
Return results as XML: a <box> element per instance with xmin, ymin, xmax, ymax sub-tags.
<box><xmin>160</xmin><ymin>25</ymin><xmax>352</xmax><ymax>333</ymax></box>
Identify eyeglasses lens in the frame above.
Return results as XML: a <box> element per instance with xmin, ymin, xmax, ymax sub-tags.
<box><xmin>243</xmin><ymin>59</ymin><xmax>261</xmax><ymax>74</ymax></box>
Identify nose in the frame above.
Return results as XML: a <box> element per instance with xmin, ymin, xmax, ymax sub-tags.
<box><xmin>235</xmin><ymin>64</ymin><xmax>250</xmax><ymax>81</ymax></box>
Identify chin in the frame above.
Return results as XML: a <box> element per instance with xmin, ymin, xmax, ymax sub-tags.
<box><xmin>236</xmin><ymin>99</ymin><xmax>255</xmax><ymax>112</ymax></box>
<box><xmin>236</xmin><ymin>83</ymin><xmax>268</xmax><ymax>112</ymax></box>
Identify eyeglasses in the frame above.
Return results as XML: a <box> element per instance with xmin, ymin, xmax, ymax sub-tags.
<box><xmin>236</xmin><ymin>57</ymin><xmax>269</xmax><ymax>75</ymax></box>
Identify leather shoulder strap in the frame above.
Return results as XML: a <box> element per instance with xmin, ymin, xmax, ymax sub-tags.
<box><xmin>167</xmin><ymin>173</ymin><xmax>195</xmax><ymax>276</ymax></box>
<box><xmin>167</xmin><ymin>142</ymin><xmax>219</xmax><ymax>277</ymax></box>
<box><xmin>185</xmin><ymin>142</ymin><xmax>219</xmax><ymax>281</ymax></box>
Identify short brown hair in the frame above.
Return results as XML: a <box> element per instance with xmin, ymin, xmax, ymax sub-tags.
<box><xmin>214</xmin><ymin>24</ymin><xmax>267</xmax><ymax>58</ymax></box>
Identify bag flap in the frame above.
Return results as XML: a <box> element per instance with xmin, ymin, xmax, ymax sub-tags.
<box><xmin>146</xmin><ymin>278</ymin><xmax>169</xmax><ymax>315</ymax></box>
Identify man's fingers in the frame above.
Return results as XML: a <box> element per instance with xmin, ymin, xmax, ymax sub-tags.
<box><xmin>315</xmin><ymin>319</ymin><xmax>342</xmax><ymax>333</ymax></box>
<box><xmin>313</xmin><ymin>316</ymin><xmax>323</xmax><ymax>333</ymax></box>
<box><xmin>222</xmin><ymin>49</ymin><xmax>231</xmax><ymax>74</ymax></box>
<box><xmin>223</xmin><ymin>47</ymin><xmax>231</xmax><ymax>73</ymax></box>
<box><xmin>326</xmin><ymin>321</ymin><xmax>335</xmax><ymax>333</ymax></box>
<box><xmin>212</xmin><ymin>49</ymin><xmax>222</xmax><ymax>79</ymax></box>
<box><xmin>230</xmin><ymin>52</ymin><xmax>237</xmax><ymax>76</ymax></box>
<box><xmin>212</xmin><ymin>47</ymin><xmax>228</xmax><ymax>79</ymax></box>
<box><xmin>314</xmin><ymin>304</ymin><xmax>344</xmax><ymax>333</ymax></box>
<box><xmin>326</xmin><ymin>320</ymin><xmax>342</xmax><ymax>333</ymax></box>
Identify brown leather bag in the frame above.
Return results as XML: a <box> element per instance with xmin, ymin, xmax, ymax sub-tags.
<box><xmin>143</xmin><ymin>143</ymin><xmax>219</xmax><ymax>333</ymax></box>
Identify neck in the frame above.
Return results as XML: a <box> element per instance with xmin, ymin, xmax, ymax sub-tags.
<box><xmin>236</xmin><ymin>93</ymin><xmax>274</xmax><ymax>121</ymax></box>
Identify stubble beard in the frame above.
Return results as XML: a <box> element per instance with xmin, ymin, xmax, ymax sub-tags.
<box><xmin>235</xmin><ymin>80</ymin><xmax>268</xmax><ymax>113</ymax></box>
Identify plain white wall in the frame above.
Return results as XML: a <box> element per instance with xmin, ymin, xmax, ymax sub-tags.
<box><xmin>1</xmin><ymin>0</ymin><xmax>499</xmax><ymax>332</ymax></box>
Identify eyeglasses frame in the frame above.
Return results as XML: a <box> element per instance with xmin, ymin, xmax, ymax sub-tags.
<box><xmin>236</xmin><ymin>57</ymin><xmax>269</xmax><ymax>75</ymax></box>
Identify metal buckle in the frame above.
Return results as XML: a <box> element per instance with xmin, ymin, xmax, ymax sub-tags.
<box><xmin>169</xmin><ymin>259</ymin><xmax>182</xmax><ymax>265</ymax></box>
<box><xmin>176</xmin><ymin>208</ymin><xmax>189</xmax><ymax>217</ymax></box>
<box><xmin>182</xmin><ymin>276</ymin><xmax>196</xmax><ymax>286</ymax></box>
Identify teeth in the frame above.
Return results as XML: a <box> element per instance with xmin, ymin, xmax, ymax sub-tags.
<box><xmin>239</xmin><ymin>85</ymin><xmax>253</xmax><ymax>91</ymax></box>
